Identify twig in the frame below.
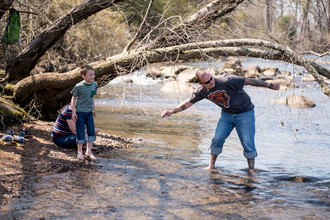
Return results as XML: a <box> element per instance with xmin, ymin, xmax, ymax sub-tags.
<box><xmin>134</xmin><ymin>16</ymin><xmax>181</xmax><ymax>52</ymax></box>
<box><xmin>122</xmin><ymin>0</ymin><xmax>154</xmax><ymax>54</ymax></box>
<box><xmin>0</xmin><ymin>114</ymin><xmax>5</xmax><ymax>129</ymax></box>
<box><xmin>301</xmin><ymin>51</ymin><xmax>330</xmax><ymax>57</ymax></box>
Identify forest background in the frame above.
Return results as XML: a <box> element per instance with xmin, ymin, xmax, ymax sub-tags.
<box><xmin>3</xmin><ymin>0</ymin><xmax>328</xmax><ymax>72</ymax></box>
<box><xmin>0</xmin><ymin>0</ymin><xmax>329</xmax><ymax>124</ymax></box>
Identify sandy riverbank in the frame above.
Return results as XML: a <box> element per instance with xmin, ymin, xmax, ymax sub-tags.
<box><xmin>0</xmin><ymin>120</ymin><xmax>133</xmax><ymax>207</ymax></box>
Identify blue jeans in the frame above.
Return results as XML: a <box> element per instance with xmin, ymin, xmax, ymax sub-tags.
<box><xmin>53</xmin><ymin>134</ymin><xmax>88</xmax><ymax>149</ymax></box>
<box><xmin>210</xmin><ymin>109</ymin><xmax>257</xmax><ymax>159</ymax></box>
<box><xmin>53</xmin><ymin>134</ymin><xmax>77</xmax><ymax>148</ymax></box>
<box><xmin>76</xmin><ymin>112</ymin><xmax>95</xmax><ymax>144</ymax></box>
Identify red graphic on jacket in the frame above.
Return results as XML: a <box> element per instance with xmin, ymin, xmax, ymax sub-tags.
<box><xmin>208</xmin><ymin>90</ymin><xmax>230</xmax><ymax>108</ymax></box>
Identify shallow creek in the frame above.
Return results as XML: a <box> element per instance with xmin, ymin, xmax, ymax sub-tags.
<box><xmin>2</xmin><ymin>58</ymin><xmax>330</xmax><ymax>219</ymax></box>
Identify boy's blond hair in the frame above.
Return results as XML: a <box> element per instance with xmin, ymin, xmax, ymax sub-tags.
<box><xmin>80</xmin><ymin>64</ymin><xmax>94</xmax><ymax>76</ymax></box>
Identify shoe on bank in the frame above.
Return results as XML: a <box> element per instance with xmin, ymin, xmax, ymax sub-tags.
<box><xmin>1</xmin><ymin>130</ymin><xmax>14</xmax><ymax>145</ymax></box>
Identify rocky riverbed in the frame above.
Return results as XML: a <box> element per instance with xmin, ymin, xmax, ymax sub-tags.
<box><xmin>0</xmin><ymin>120</ymin><xmax>133</xmax><ymax>207</ymax></box>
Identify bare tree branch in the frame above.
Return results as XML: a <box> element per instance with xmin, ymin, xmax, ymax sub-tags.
<box><xmin>141</xmin><ymin>0</ymin><xmax>246</xmax><ymax>50</ymax></box>
<box><xmin>122</xmin><ymin>0</ymin><xmax>154</xmax><ymax>53</ymax></box>
<box><xmin>302</xmin><ymin>51</ymin><xmax>330</xmax><ymax>57</ymax></box>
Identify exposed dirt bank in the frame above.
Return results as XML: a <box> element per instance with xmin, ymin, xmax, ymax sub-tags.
<box><xmin>0</xmin><ymin>120</ymin><xmax>133</xmax><ymax>207</ymax></box>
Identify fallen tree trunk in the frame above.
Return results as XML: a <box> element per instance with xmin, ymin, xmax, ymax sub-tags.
<box><xmin>13</xmin><ymin>39</ymin><xmax>330</xmax><ymax>120</ymax></box>
<box><xmin>5</xmin><ymin>0</ymin><xmax>125</xmax><ymax>83</ymax></box>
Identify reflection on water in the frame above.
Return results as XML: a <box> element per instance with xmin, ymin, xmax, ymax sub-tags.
<box><xmin>1</xmin><ymin>59</ymin><xmax>330</xmax><ymax>219</ymax></box>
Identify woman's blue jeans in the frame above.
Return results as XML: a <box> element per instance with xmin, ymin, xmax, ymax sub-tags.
<box><xmin>76</xmin><ymin>112</ymin><xmax>96</xmax><ymax>144</ymax></box>
<box><xmin>53</xmin><ymin>134</ymin><xmax>88</xmax><ymax>149</ymax></box>
<box><xmin>210</xmin><ymin>109</ymin><xmax>257</xmax><ymax>159</ymax></box>
<box><xmin>53</xmin><ymin>134</ymin><xmax>77</xmax><ymax>149</ymax></box>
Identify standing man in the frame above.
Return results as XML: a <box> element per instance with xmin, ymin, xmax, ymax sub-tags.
<box><xmin>161</xmin><ymin>69</ymin><xmax>280</xmax><ymax>172</ymax></box>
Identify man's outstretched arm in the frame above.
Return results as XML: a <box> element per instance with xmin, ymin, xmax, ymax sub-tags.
<box><xmin>161</xmin><ymin>100</ymin><xmax>194</xmax><ymax>117</ymax></box>
<box><xmin>245</xmin><ymin>78</ymin><xmax>280</xmax><ymax>90</ymax></box>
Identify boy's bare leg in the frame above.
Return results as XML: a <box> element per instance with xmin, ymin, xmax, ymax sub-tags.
<box><xmin>204</xmin><ymin>154</ymin><xmax>218</xmax><ymax>170</ymax></box>
<box><xmin>247</xmin><ymin>158</ymin><xmax>255</xmax><ymax>173</ymax></box>
<box><xmin>83</xmin><ymin>145</ymin><xmax>98</xmax><ymax>150</ymax></box>
<box><xmin>77</xmin><ymin>143</ymin><xmax>84</xmax><ymax>160</ymax></box>
<box><xmin>85</xmin><ymin>141</ymin><xmax>97</xmax><ymax>159</ymax></box>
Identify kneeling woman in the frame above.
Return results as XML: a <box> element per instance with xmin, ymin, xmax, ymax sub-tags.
<box><xmin>52</xmin><ymin>105</ymin><xmax>99</xmax><ymax>149</ymax></box>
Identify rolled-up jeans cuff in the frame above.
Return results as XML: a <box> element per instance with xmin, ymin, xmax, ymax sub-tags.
<box><xmin>87</xmin><ymin>136</ymin><xmax>96</xmax><ymax>142</ymax></box>
<box><xmin>244</xmin><ymin>150</ymin><xmax>258</xmax><ymax>159</ymax></box>
<box><xmin>210</xmin><ymin>146</ymin><xmax>222</xmax><ymax>155</ymax></box>
<box><xmin>76</xmin><ymin>139</ymin><xmax>85</xmax><ymax>144</ymax></box>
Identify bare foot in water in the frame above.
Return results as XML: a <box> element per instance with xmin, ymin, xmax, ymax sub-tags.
<box><xmin>85</xmin><ymin>151</ymin><xmax>97</xmax><ymax>160</ymax></box>
<box><xmin>248</xmin><ymin>168</ymin><xmax>255</xmax><ymax>174</ymax></box>
<box><xmin>77</xmin><ymin>153</ymin><xmax>84</xmax><ymax>160</ymax></box>
<box><xmin>204</xmin><ymin>165</ymin><xmax>216</xmax><ymax>170</ymax></box>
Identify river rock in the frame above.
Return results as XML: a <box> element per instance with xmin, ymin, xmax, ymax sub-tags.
<box><xmin>302</xmin><ymin>76</ymin><xmax>315</xmax><ymax>82</ymax></box>
<box><xmin>274</xmin><ymin>95</ymin><xmax>316</xmax><ymax>108</ymax></box>
<box><xmin>223</xmin><ymin>59</ymin><xmax>243</xmax><ymax>69</ymax></box>
<box><xmin>146</xmin><ymin>65</ymin><xmax>192</xmax><ymax>79</ymax></box>
<box><xmin>277</xmin><ymin>71</ymin><xmax>293</xmax><ymax>80</ymax></box>
<box><xmin>160</xmin><ymin>80</ymin><xmax>194</xmax><ymax>93</ymax></box>
<box><xmin>213</xmin><ymin>68</ymin><xmax>226</xmax><ymax>75</ymax></box>
<box><xmin>160</xmin><ymin>65</ymin><xmax>191</xmax><ymax>78</ymax></box>
<box><xmin>286</xmin><ymin>95</ymin><xmax>315</xmax><ymax>108</ymax></box>
<box><xmin>246</xmin><ymin>65</ymin><xmax>262</xmax><ymax>78</ymax></box>
<box><xmin>145</xmin><ymin>66</ymin><xmax>162</xmax><ymax>78</ymax></box>
<box><xmin>262</xmin><ymin>67</ymin><xmax>280</xmax><ymax>77</ymax></box>
<box><xmin>176</xmin><ymin>68</ymin><xmax>198</xmax><ymax>83</ymax></box>
<box><xmin>123</xmin><ymin>78</ymin><xmax>133</xmax><ymax>83</ymax></box>
<box><xmin>222</xmin><ymin>60</ymin><xmax>247</xmax><ymax>76</ymax></box>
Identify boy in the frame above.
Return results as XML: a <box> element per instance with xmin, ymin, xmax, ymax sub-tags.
<box><xmin>71</xmin><ymin>65</ymin><xmax>98</xmax><ymax>160</ymax></box>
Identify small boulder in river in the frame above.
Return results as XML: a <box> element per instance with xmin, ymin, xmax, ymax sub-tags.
<box><xmin>146</xmin><ymin>65</ymin><xmax>193</xmax><ymax>79</ymax></box>
<box><xmin>159</xmin><ymin>65</ymin><xmax>192</xmax><ymax>78</ymax></box>
<box><xmin>176</xmin><ymin>68</ymin><xmax>198</xmax><ymax>83</ymax></box>
<box><xmin>160</xmin><ymin>80</ymin><xmax>194</xmax><ymax>94</ymax></box>
<box><xmin>274</xmin><ymin>95</ymin><xmax>316</xmax><ymax>108</ymax></box>
<box><xmin>262</xmin><ymin>67</ymin><xmax>280</xmax><ymax>77</ymax></box>
<box><xmin>222</xmin><ymin>59</ymin><xmax>247</xmax><ymax>76</ymax></box>
<box><xmin>246</xmin><ymin>65</ymin><xmax>262</xmax><ymax>78</ymax></box>
<box><xmin>302</xmin><ymin>76</ymin><xmax>315</xmax><ymax>82</ymax></box>
<box><xmin>145</xmin><ymin>66</ymin><xmax>162</xmax><ymax>78</ymax></box>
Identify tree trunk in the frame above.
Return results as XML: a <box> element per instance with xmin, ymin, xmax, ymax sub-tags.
<box><xmin>327</xmin><ymin>0</ymin><xmax>330</xmax><ymax>33</ymax></box>
<box><xmin>12</xmin><ymin>39</ymin><xmax>330</xmax><ymax>120</ymax></box>
<box><xmin>266</xmin><ymin>0</ymin><xmax>273</xmax><ymax>32</ymax></box>
<box><xmin>279</xmin><ymin>0</ymin><xmax>283</xmax><ymax>17</ymax></box>
<box><xmin>300</xmin><ymin>0</ymin><xmax>311</xmax><ymax>40</ymax></box>
<box><xmin>5</xmin><ymin>0</ymin><xmax>125</xmax><ymax>83</ymax></box>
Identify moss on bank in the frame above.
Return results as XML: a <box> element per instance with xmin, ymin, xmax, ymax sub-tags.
<box><xmin>0</xmin><ymin>97</ymin><xmax>29</xmax><ymax>129</ymax></box>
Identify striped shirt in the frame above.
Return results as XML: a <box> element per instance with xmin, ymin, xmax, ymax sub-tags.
<box><xmin>70</xmin><ymin>81</ymin><xmax>98</xmax><ymax>112</ymax></box>
<box><xmin>51</xmin><ymin>105</ymin><xmax>73</xmax><ymax>138</ymax></box>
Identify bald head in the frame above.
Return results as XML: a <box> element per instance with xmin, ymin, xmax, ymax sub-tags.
<box><xmin>196</xmin><ymin>69</ymin><xmax>209</xmax><ymax>81</ymax></box>
<box><xmin>195</xmin><ymin>69</ymin><xmax>215</xmax><ymax>88</ymax></box>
